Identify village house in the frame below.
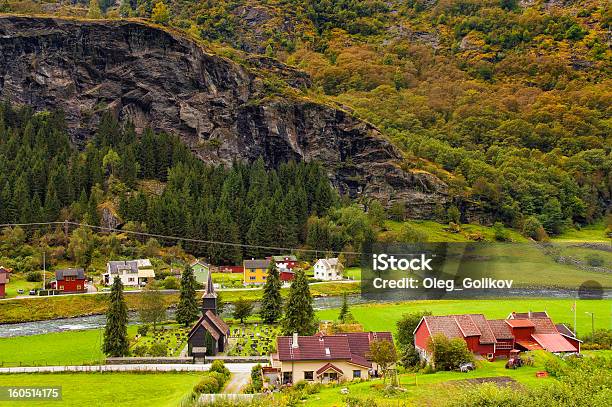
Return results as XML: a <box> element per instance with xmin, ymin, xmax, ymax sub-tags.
<box><xmin>313</xmin><ymin>258</ymin><xmax>344</xmax><ymax>281</ymax></box>
<box><xmin>190</xmin><ymin>259</ymin><xmax>211</xmax><ymax>285</ymax></box>
<box><xmin>51</xmin><ymin>269</ymin><xmax>87</xmax><ymax>293</ymax></box>
<box><xmin>270</xmin><ymin>331</ymin><xmax>394</xmax><ymax>385</ymax></box>
<box><xmin>218</xmin><ymin>265</ymin><xmax>244</xmax><ymax>274</ymax></box>
<box><xmin>271</xmin><ymin>255</ymin><xmax>298</xmax><ymax>271</ymax></box>
<box><xmin>414</xmin><ymin>311</ymin><xmax>580</xmax><ymax>361</ymax></box>
<box><xmin>0</xmin><ymin>266</ymin><xmax>10</xmax><ymax>298</ymax></box>
<box><xmin>103</xmin><ymin>259</ymin><xmax>155</xmax><ymax>287</ymax></box>
<box><xmin>243</xmin><ymin>259</ymin><xmax>270</xmax><ymax>284</ymax></box>
<box><xmin>187</xmin><ymin>272</ymin><xmax>229</xmax><ymax>360</ymax></box>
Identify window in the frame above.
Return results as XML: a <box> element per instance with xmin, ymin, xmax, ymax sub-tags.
<box><xmin>250</xmin><ymin>276</ymin><xmax>256</xmax><ymax>281</ymax></box>
<box><xmin>128</xmin><ymin>278</ymin><xmax>135</xmax><ymax>282</ymax></box>
<box><xmin>282</xmin><ymin>372</ymin><xmax>293</xmax><ymax>385</ymax></box>
<box><xmin>304</xmin><ymin>371</ymin><xmax>314</xmax><ymax>381</ymax></box>
<box><xmin>352</xmin><ymin>370</ymin><xmax>361</xmax><ymax>379</ymax></box>
<box><xmin>487</xmin><ymin>353</ymin><xmax>494</xmax><ymax>360</ymax></box>
<box><xmin>59</xmin><ymin>285</ymin><xmax>64</xmax><ymax>290</ymax></box>
<box><xmin>77</xmin><ymin>285</ymin><xmax>82</xmax><ymax>290</ymax></box>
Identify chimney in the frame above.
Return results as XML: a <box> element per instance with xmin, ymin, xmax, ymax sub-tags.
<box><xmin>292</xmin><ymin>332</ymin><xmax>299</xmax><ymax>348</ymax></box>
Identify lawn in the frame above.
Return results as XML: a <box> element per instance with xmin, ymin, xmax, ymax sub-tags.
<box><xmin>0</xmin><ymin>326</ymin><xmax>138</xmax><ymax>367</ymax></box>
<box><xmin>212</xmin><ymin>272</ymin><xmax>244</xmax><ymax>288</ymax></box>
<box><xmin>382</xmin><ymin>220</ymin><xmax>528</xmax><ymax>243</ymax></box>
<box><xmin>3</xmin><ymin>275</ymin><xmax>39</xmax><ymax>298</ymax></box>
<box><xmin>302</xmin><ymin>356</ymin><xmax>556</xmax><ymax>406</ymax></box>
<box><xmin>553</xmin><ymin>221</ymin><xmax>609</xmax><ymax>242</ymax></box>
<box><xmin>316</xmin><ymin>298</ymin><xmax>611</xmax><ymax>339</ymax></box>
<box><xmin>0</xmin><ymin>372</ymin><xmax>201</xmax><ymax>406</ymax></box>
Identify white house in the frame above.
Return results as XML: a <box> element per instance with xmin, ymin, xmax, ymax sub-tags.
<box><xmin>313</xmin><ymin>258</ymin><xmax>344</xmax><ymax>281</ymax></box>
<box><xmin>104</xmin><ymin>259</ymin><xmax>155</xmax><ymax>286</ymax></box>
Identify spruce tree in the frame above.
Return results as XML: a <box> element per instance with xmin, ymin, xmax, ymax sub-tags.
<box><xmin>260</xmin><ymin>264</ymin><xmax>282</xmax><ymax>323</ymax></box>
<box><xmin>282</xmin><ymin>269</ymin><xmax>316</xmax><ymax>335</ymax></box>
<box><xmin>176</xmin><ymin>265</ymin><xmax>200</xmax><ymax>326</ymax></box>
<box><xmin>103</xmin><ymin>277</ymin><xmax>129</xmax><ymax>356</ymax></box>
<box><xmin>338</xmin><ymin>293</ymin><xmax>353</xmax><ymax>323</ymax></box>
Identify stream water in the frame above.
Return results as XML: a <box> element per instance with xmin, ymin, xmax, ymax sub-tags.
<box><xmin>0</xmin><ymin>289</ymin><xmax>608</xmax><ymax>338</ymax></box>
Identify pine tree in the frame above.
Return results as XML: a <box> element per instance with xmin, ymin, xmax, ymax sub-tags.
<box><xmin>176</xmin><ymin>265</ymin><xmax>200</xmax><ymax>326</ymax></box>
<box><xmin>103</xmin><ymin>277</ymin><xmax>129</xmax><ymax>356</ymax></box>
<box><xmin>282</xmin><ymin>269</ymin><xmax>316</xmax><ymax>335</ymax></box>
<box><xmin>260</xmin><ymin>264</ymin><xmax>282</xmax><ymax>323</ymax></box>
<box><xmin>338</xmin><ymin>293</ymin><xmax>354</xmax><ymax>323</ymax></box>
<box><xmin>87</xmin><ymin>0</ymin><xmax>103</xmax><ymax>19</ymax></box>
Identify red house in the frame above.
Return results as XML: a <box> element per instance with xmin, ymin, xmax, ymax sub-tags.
<box><xmin>280</xmin><ymin>270</ymin><xmax>295</xmax><ymax>282</ymax></box>
<box><xmin>270</xmin><ymin>255</ymin><xmax>299</xmax><ymax>270</ymax></box>
<box><xmin>0</xmin><ymin>271</ymin><xmax>8</xmax><ymax>298</ymax></box>
<box><xmin>218</xmin><ymin>265</ymin><xmax>244</xmax><ymax>274</ymax></box>
<box><xmin>414</xmin><ymin>311</ymin><xmax>578</xmax><ymax>361</ymax></box>
<box><xmin>52</xmin><ymin>269</ymin><xmax>87</xmax><ymax>293</ymax></box>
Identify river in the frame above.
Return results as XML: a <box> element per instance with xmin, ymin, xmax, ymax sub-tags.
<box><xmin>1</xmin><ymin>289</ymin><xmax>608</xmax><ymax>338</ymax></box>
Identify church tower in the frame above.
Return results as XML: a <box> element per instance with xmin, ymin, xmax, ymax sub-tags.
<box><xmin>202</xmin><ymin>271</ymin><xmax>217</xmax><ymax>315</ymax></box>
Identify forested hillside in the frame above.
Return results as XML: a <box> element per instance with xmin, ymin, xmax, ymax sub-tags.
<box><xmin>0</xmin><ymin>0</ymin><xmax>610</xmax><ymax>235</ymax></box>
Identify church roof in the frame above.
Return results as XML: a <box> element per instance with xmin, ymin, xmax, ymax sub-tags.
<box><xmin>203</xmin><ymin>270</ymin><xmax>216</xmax><ymax>299</ymax></box>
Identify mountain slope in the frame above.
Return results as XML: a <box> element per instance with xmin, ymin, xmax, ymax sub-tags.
<box><xmin>0</xmin><ymin>15</ymin><xmax>449</xmax><ymax>217</ymax></box>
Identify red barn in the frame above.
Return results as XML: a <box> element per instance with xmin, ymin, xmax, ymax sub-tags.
<box><xmin>280</xmin><ymin>270</ymin><xmax>295</xmax><ymax>282</ymax></box>
<box><xmin>0</xmin><ymin>269</ymin><xmax>7</xmax><ymax>298</ymax></box>
<box><xmin>218</xmin><ymin>265</ymin><xmax>244</xmax><ymax>274</ymax></box>
<box><xmin>414</xmin><ymin>311</ymin><xmax>578</xmax><ymax>361</ymax></box>
<box><xmin>53</xmin><ymin>269</ymin><xmax>87</xmax><ymax>293</ymax></box>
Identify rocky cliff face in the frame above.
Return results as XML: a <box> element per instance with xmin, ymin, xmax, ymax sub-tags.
<box><xmin>0</xmin><ymin>16</ymin><xmax>448</xmax><ymax>217</ymax></box>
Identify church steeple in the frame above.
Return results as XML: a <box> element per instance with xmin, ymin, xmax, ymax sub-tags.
<box><xmin>202</xmin><ymin>271</ymin><xmax>217</xmax><ymax>315</ymax></box>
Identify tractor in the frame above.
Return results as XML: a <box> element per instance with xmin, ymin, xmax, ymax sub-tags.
<box><xmin>505</xmin><ymin>350</ymin><xmax>523</xmax><ymax>369</ymax></box>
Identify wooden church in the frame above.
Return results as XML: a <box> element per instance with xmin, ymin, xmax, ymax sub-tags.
<box><xmin>187</xmin><ymin>272</ymin><xmax>229</xmax><ymax>359</ymax></box>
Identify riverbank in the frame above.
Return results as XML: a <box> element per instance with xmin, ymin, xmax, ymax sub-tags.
<box><xmin>0</xmin><ymin>282</ymin><xmax>360</xmax><ymax>324</ymax></box>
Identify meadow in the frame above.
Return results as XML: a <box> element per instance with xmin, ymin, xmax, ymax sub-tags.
<box><xmin>0</xmin><ymin>372</ymin><xmax>202</xmax><ymax>406</ymax></box>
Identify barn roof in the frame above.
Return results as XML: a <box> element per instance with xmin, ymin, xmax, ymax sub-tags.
<box><xmin>55</xmin><ymin>268</ymin><xmax>85</xmax><ymax>281</ymax></box>
<box><xmin>505</xmin><ymin>319</ymin><xmax>535</xmax><ymax>328</ymax></box>
<box><xmin>532</xmin><ymin>334</ymin><xmax>577</xmax><ymax>353</ymax></box>
<box><xmin>487</xmin><ymin>319</ymin><xmax>514</xmax><ymax>340</ymax></box>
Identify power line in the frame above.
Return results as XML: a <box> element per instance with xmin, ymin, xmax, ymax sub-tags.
<box><xmin>0</xmin><ymin>221</ymin><xmax>364</xmax><ymax>255</ymax></box>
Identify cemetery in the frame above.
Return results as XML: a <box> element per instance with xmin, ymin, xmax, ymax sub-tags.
<box><xmin>226</xmin><ymin>323</ymin><xmax>280</xmax><ymax>357</ymax></box>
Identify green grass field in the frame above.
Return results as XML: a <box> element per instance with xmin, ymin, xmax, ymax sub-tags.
<box><xmin>553</xmin><ymin>221</ymin><xmax>609</xmax><ymax>242</ymax></box>
<box><xmin>303</xmin><ymin>357</ymin><xmax>554</xmax><ymax>406</ymax></box>
<box><xmin>382</xmin><ymin>220</ymin><xmax>529</xmax><ymax>243</ymax></box>
<box><xmin>317</xmin><ymin>298</ymin><xmax>611</xmax><ymax>338</ymax></box>
<box><xmin>0</xmin><ymin>326</ymin><xmax>139</xmax><ymax>367</ymax></box>
<box><xmin>3</xmin><ymin>276</ymin><xmax>39</xmax><ymax>298</ymax></box>
<box><xmin>0</xmin><ymin>373</ymin><xmax>201</xmax><ymax>406</ymax></box>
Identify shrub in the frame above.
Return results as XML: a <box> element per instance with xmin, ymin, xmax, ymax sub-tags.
<box><xmin>26</xmin><ymin>271</ymin><xmax>43</xmax><ymax>282</ymax></box>
<box><xmin>162</xmin><ymin>276</ymin><xmax>179</xmax><ymax>289</ymax></box>
<box><xmin>131</xmin><ymin>344</ymin><xmax>148</xmax><ymax>357</ymax></box>
<box><xmin>148</xmin><ymin>341</ymin><xmax>167</xmax><ymax>356</ymax></box>
<box><xmin>493</xmin><ymin>222</ymin><xmax>510</xmax><ymax>241</ymax></box>
<box><xmin>400</xmin><ymin>344</ymin><xmax>421</xmax><ymax>369</ymax></box>
<box><xmin>137</xmin><ymin>325</ymin><xmax>149</xmax><ymax>337</ymax></box>
<box><xmin>193</xmin><ymin>376</ymin><xmax>221</xmax><ymax>394</ymax></box>
<box><xmin>585</xmin><ymin>253</ymin><xmax>604</xmax><ymax>267</ymax></box>
<box><xmin>207</xmin><ymin>371</ymin><xmax>228</xmax><ymax>391</ymax></box>
<box><xmin>428</xmin><ymin>334</ymin><xmax>474</xmax><ymax>371</ymax></box>
<box><xmin>249</xmin><ymin>364</ymin><xmax>263</xmax><ymax>393</ymax></box>
<box><xmin>210</xmin><ymin>360</ymin><xmax>231</xmax><ymax>379</ymax></box>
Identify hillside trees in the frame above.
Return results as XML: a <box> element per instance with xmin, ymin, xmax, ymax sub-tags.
<box><xmin>103</xmin><ymin>277</ymin><xmax>129</xmax><ymax>357</ymax></box>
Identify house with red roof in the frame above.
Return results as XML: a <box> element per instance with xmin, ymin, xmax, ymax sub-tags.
<box><xmin>414</xmin><ymin>311</ymin><xmax>579</xmax><ymax>361</ymax></box>
<box><xmin>271</xmin><ymin>331</ymin><xmax>394</xmax><ymax>385</ymax></box>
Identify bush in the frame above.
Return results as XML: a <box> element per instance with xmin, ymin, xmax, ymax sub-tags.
<box><xmin>210</xmin><ymin>360</ymin><xmax>231</xmax><ymax>379</ymax></box>
<box><xmin>207</xmin><ymin>371</ymin><xmax>228</xmax><ymax>391</ymax></box>
<box><xmin>585</xmin><ymin>253</ymin><xmax>604</xmax><ymax>267</ymax></box>
<box><xmin>428</xmin><ymin>334</ymin><xmax>474</xmax><ymax>371</ymax></box>
<box><xmin>493</xmin><ymin>222</ymin><xmax>510</xmax><ymax>241</ymax></box>
<box><xmin>137</xmin><ymin>325</ymin><xmax>149</xmax><ymax>337</ymax></box>
<box><xmin>249</xmin><ymin>364</ymin><xmax>263</xmax><ymax>393</ymax></box>
<box><xmin>162</xmin><ymin>276</ymin><xmax>179</xmax><ymax>289</ymax></box>
<box><xmin>193</xmin><ymin>376</ymin><xmax>221</xmax><ymax>394</ymax></box>
<box><xmin>148</xmin><ymin>342</ymin><xmax>167</xmax><ymax>357</ymax></box>
<box><xmin>400</xmin><ymin>344</ymin><xmax>421</xmax><ymax>369</ymax></box>
<box><xmin>26</xmin><ymin>271</ymin><xmax>43</xmax><ymax>282</ymax></box>
<box><xmin>131</xmin><ymin>344</ymin><xmax>148</xmax><ymax>357</ymax></box>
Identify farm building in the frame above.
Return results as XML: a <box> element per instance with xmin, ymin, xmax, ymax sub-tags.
<box><xmin>414</xmin><ymin>311</ymin><xmax>579</xmax><ymax>361</ymax></box>
<box><xmin>270</xmin><ymin>331</ymin><xmax>394</xmax><ymax>385</ymax></box>
<box><xmin>0</xmin><ymin>267</ymin><xmax>8</xmax><ymax>298</ymax></box>
<box><xmin>51</xmin><ymin>269</ymin><xmax>87</xmax><ymax>293</ymax></box>
<box><xmin>270</xmin><ymin>255</ymin><xmax>298</xmax><ymax>271</ymax></box>
<box><xmin>187</xmin><ymin>272</ymin><xmax>229</xmax><ymax>358</ymax></box>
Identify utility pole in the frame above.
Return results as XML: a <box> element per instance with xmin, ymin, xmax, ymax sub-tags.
<box><xmin>585</xmin><ymin>312</ymin><xmax>595</xmax><ymax>340</ymax></box>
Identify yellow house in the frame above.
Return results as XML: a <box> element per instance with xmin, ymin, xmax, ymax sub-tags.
<box><xmin>270</xmin><ymin>332</ymin><xmax>394</xmax><ymax>385</ymax></box>
<box><xmin>243</xmin><ymin>259</ymin><xmax>271</xmax><ymax>285</ymax></box>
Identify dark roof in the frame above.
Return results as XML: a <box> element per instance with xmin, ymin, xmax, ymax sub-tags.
<box><xmin>344</xmin><ymin>332</ymin><xmax>393</xmax><ymax>359</ymax></box>
<box><xmin>188</xmin><ymin>311</ymin><xmax>229</xmax><ymax>341</ymax></box>
<box><xmin>555</xmin><ymin>324</ymin><xmax>579</xmax><ymax>339</ymax></box>
<box><xmin>276</xmin><ymin>332</ymin><xmax>392</xmax><ymax>367</ymax></box>
<box><xmin>107</xmin><ymin>260</ymin><xmax>138</xmax><ymax>274</ymax></box>
<box><xmin>488</xmin><ymin>319</ymin><xmax>514</xmax><ymax>340</ymax></box>
<box><xmin>244</xmin><ymin>259</ymin><xmax>271</xmax><ymax>269</ymax></box>
<box><xmin>55</xmin><ymin>268</ymin><xmax>85</xmax><ymax>281</ymax></box>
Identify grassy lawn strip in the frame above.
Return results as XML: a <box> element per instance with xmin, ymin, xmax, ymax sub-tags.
<box><xmin>316</xmin><ymin>298</ymin><xmax>611</xmax><ymax>338</ymax></box>
<box><xmin>0</xmin><ymin>283</ymin><xmax>360</xmax><ymax>324</ymax></box>
<box><xmin>0</xmin><ymin>372</ymin><xmax>201</xmax><ymax>406</ymax></box>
